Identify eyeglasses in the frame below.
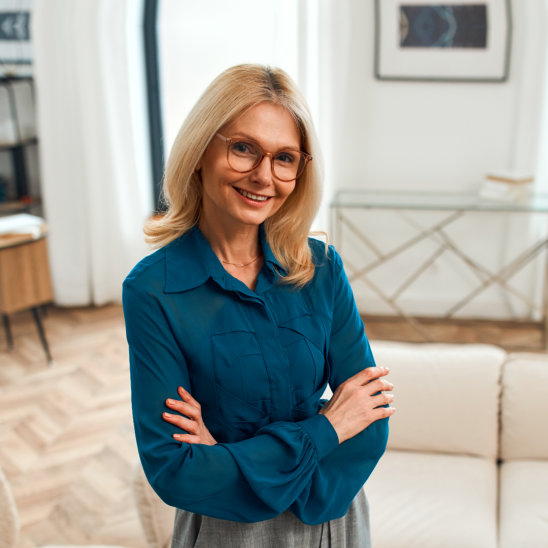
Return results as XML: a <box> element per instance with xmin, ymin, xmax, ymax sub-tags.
<box><xmin>216</xmin><ymin>133</ymin><xmax>312</xmax><ymax>182</ymax></box>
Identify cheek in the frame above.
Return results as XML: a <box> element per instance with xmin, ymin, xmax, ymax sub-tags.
<box><xmin>279</xmin><ymin>183</ymin><xmax>296</xmax><ymax>203</ymax></box>
<box><xmin>270</xmin><ymin>183</ymin><xmax>296</xmax><ymax>213</ymax></box>
<box><xmin>200</xmin><ymin>161</ymin><xmax>234</xmax><ymax>195</ymax></box>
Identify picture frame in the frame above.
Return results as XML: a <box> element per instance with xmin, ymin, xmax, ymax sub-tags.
<box><xmin>374</xmin><ymin>0</ymin><xmax>512</xmax><ymax>82</ymax></box>
<box><xmin>0</xmin><ymin>0</ymin><xmax>33</xmax><ymax>77</ymax></box>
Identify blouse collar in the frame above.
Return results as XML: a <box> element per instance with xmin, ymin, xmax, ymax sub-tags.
<box><xmin>164</xmin><ymin>224</ymin><xmax>286</xmax><ymax>294</ymax></box>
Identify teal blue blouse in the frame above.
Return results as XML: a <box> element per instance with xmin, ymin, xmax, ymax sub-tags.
<box><xmin>123</xmin><ymin>226</ymin><xmax>388</xmax><ymax>525</ymax></box>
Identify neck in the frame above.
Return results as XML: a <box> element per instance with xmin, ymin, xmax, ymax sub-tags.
<box><xmin>198</xmin><ymin>218</ymin><xmax>262</xmax><ymax>266</ymax></box>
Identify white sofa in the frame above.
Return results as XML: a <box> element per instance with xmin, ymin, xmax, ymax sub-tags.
<box><xmin>131</xmin><ymin>342</ymin><xmax>548</xmax><ymax>548</ymax></box>
<box><xmin>366</xmin><ymin>341</ymin><xmax>548</xmax><ymax>548</ymax></box>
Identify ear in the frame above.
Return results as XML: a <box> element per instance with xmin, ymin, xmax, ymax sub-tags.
<box><xmin>193</xmin><ymin>165</ymin><xmax>202</xmax><ymax>183</ymax></box>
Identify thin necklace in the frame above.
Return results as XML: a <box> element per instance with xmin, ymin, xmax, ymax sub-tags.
<box><xmin>220</xmin><ymin>255</ymin><xmax>261</xmax><ymax>268</ymax></box>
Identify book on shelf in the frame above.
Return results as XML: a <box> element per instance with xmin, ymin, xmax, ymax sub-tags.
<box><xmin>485</xmin><ymin>171</ymin><xmax>534</xmax><ymax>185</ymax></box>
<box><xmin>0</xmin><ymin>213</ymin><xmax>45</xmax><ymax>238</ymax></box>
<box><xmin>480</xmin><ymin>171</ymin><xmax>534</xmax><ymax>202</ymax></box>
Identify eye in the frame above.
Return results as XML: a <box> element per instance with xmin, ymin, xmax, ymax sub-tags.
<box><xmin>231</xmin><ymin>141</ymin><xmax>257</xmax><ymax>156</ymax></box>
<box><xmin>275</xmin><ymin>151</ymin><xmax>297</xmax><ymax>164</ymax></box>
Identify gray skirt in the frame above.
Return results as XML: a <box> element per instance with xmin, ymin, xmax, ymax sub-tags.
<box><xmin>171</xmin><ymin>488</ymin><xmax>371</xmax><ymax>548</ymax></box>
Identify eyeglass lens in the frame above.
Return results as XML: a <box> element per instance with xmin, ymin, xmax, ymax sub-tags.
<box><xmin>227</xmin><ymin>140</ymin><xmax>305</xmax><ymax>181</ymax></box>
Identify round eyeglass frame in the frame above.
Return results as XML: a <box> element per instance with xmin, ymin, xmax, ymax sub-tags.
<box><xmin>216</xmin><ymin>133</ymin><xmax>312</xmax><ymax>182</ymax></box>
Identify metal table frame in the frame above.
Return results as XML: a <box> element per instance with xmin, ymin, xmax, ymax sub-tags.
<box><xmin>331</xmin><ymin>190</ymin><xmax>548</xmax><ymax>347</ymax></box>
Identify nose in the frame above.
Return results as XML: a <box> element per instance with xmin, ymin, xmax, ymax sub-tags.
<box><xmin>250</xmin><ymin>154</ymin><xmax>273</xmax><ymax>185</ymax></box>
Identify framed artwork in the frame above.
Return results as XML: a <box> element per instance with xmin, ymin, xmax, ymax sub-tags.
<box><xmin>375</xmin><ymin>0</ymin><xmax>512</xmax><ymax>82</ymax></box>
<box><xmin>0</xmin><ymin>0</ymin><xmax>33</xmax><ymax>77</ymax></box>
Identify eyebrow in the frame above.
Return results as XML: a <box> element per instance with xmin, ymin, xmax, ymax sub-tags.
<box><xmin>229</xmin><ymin>132</ymin><xmax>302</xmax><ymax>152</ymax></box>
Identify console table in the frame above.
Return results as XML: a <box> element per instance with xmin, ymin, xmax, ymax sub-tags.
<box><xmin>331</xmin><ymin>189</ymin><xmax>548</xmax><ymax>347</ymax></box>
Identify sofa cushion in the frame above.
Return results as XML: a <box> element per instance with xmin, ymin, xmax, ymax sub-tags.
<box><xmin>370</xmin><ymin>341</ymin><xmax>505</xmax><ymax>458</ymax></box>
<box><xmin>365</xmin><ymin>450</ymin><xmax>498</xmax><ymax>548</ymax></box>
<box><xmin>500</xmin><ymin>354</ymin><xmax>548</xmax><ymax>460</ymax></box>
<box><xmin>499</xmin><ymin>460</ymin><xmax>548</xmax><ymax>548</ymax></box>
<box><xmin>132</xmin><ymin>460</ymin><xmax>174</xmax><ymax>548</ymax></box>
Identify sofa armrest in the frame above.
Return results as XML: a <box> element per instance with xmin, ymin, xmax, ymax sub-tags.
<box><xmin>132</xmin><ymin>460</ymin><xmax>175</xmax><ymax>548</ymax></box>
<box><xmin>371</xmin><ymin>341</ymin><xmax>505</xmax><ymax>458</ymax></box>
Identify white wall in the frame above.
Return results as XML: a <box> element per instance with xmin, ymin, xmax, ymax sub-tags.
<box><xmin>322</xmin><ymin>0</ymin><xmax>548</xmax><ymax>320</ymax></box>
<box><xmin>323</xmin><ymin>0</ymin><xmax>547</xmax><ymax>193</ymax></box>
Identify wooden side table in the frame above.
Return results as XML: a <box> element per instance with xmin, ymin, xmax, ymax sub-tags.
<box><xmin>0</xmin><ymin>229</ymin><xmax>54</xmax><ymax>364</ymax></box>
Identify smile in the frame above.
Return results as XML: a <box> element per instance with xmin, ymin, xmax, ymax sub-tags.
<box><xmin>235</xmin><ymin>188</ymin><xmax>271</xmax><ymax>202</ymax></box>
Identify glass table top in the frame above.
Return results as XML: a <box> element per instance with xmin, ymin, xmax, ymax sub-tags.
<box><xmin>331</xmin><ymin>189</ymin><xmax>548</xmax><ymax>213</ymax></box>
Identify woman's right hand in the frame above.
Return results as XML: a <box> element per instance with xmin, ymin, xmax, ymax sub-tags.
<box><xmin>163</xmin><ymin>386</ymin><xmax>218</xmax><ymax>446</ymax></box>
<box><xmin>319</xmin><ymin>366</ymin><xmax>395</xmax><ymax>444</ymax></box>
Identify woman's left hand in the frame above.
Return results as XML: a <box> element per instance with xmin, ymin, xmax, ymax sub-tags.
<box><xmin>163</xmin><ymin>386</ymin><xmax>218</xmax><ymax>446</ymax></box>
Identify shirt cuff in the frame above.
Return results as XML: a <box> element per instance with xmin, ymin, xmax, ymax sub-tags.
<box><xmin>297</xmin><ymin>414</ymin><xmax>340</xmax><ymax>459</ymax></box>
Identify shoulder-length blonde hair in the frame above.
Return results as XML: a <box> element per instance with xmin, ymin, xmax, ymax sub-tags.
<box><xmin>145</xmin><ymin>64</ymin><xmax>323</xmax><ymax>287</ymax></box>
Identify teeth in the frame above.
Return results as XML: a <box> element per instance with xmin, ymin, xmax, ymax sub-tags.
<box><xmin>237</xmin><ymin>189</ymin><xmax>269</xmax><ymax>202</ymax></box>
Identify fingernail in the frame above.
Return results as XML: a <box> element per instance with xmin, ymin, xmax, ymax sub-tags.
<box><xmin>173</xmin><ymin>434</ymin><xmax>183</xmax><ymax>440</ymax></box>
<box><xmin>164</xmin><ymin>412</ymin><xmax>174</xmax><ymax>418</ymax></box>
<box><xmin>167</xmin><ymin>399</ymin><xmax>176</xmax><ymax>405</ymax></box>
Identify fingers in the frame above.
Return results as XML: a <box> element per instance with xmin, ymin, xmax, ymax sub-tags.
<box><xmin>370</xmin><ymin>393</ymin><xmax>397</xmax><ymax>423</ymax></box>
<box><xmin>375</xmin><ymin>406</ymin><xmax>396</xmax><ymax>419</ymax></box>
<box><xmin>164</xmin><ymin>389</ymin><xmax>202</xmax><ymax>432</ymax></box>
<box><xmin>177</xmin><ymin>386</ymin><xmax>201</xmax><ymax>409</ymax></box>
<box><xmin>163</xmin><ymin>412</ymin><xmax>198</xmax><ymax>433</ymax></box>
<box><xmin>364</xmin><ymin>378</ymin><xmax>394</xmax><ymax>395</ymax></box>
<box><xmin>347</xmin><ymin>366</ymin><xmax>390</xmax><ymax>387</ymax></box>
<box><xmin>370</xmin><ymin>391</ymin><xmax>395</xmax><ymax>408</ymax></box>
<box><xmin>165</xmin><ymin>398</ymin><xmax>199</xmax><ymax>419</ymax></box>
<box><xmin>162</xmin><ymin>388</ymin><xmax>216</xmax><ymax>446</ymax></box>
<box><xmin>172</xmin><ymin>433</ymin><xmax>202</xmax><ymax>444</ymax></box>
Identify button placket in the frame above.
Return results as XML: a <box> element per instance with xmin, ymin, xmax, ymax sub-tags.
<box><xmin>254</xmin><ymin>299</ymin><xmax>294</xmax><ymax>422</ymax></box>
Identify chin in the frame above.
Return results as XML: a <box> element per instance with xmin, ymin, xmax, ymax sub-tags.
<box><xmin>235</xmin><ymin>213</ymin><xmax>270</xmax><ymax>227</ymax></box>
<box><xmin>231</xmin><ymin>206</ymin><xmax>276</xmax><ymax>226</ymax></box>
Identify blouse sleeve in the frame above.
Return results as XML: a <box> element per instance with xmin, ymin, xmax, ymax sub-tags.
<box><xmin>123</xmin><ymin>278</ymin><xmax>340</xmax><ymax>524</ymax></box>
<box><xmin>289</xmin><ymin>247</ymin><xmax>389</xmax><ymax>524</ymax></box>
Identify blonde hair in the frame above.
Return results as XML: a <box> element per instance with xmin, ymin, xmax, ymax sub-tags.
<box><xmin>145</xmin><ymin>64</ymin><xmax>323</xmax><ymax>287</ymax></box>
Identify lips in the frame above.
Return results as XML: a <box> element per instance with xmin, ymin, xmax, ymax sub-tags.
<box><xmin>234</xmin><ymin>187</ymin><xmax>272</xmax><ymax>202</ymax></box>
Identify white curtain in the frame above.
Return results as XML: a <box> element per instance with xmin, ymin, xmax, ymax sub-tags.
<box><xmin>33</xmin><ymin>0</ymin><xmax>153</xmax><ymax>305</ymax></box>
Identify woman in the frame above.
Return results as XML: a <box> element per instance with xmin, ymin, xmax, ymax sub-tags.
<box><xmin>123</xmin><ymin>64</ymin><xmax>395</xmax><ymax>547</ymax></box>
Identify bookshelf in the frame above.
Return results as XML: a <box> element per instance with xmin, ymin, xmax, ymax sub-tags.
<box><xmin>0</xmin><ymin>76</ymin><xmax>40</xmax><ymax>214</ymax></box>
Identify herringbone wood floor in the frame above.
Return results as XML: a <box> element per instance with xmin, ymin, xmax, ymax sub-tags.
<box><xmin>0</xmin><ymin>304</ymin><xmax>543</xmax><ymax>548</ymax></box>
<box><xmin>0</xmin><ymin>305</ymin><xmax>146</xmax><ymax>548</ymax></box>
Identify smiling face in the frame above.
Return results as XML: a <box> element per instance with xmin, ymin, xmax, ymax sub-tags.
<box><xmin>197</xmin><ymin>102</ymin><xmax>301</xmax><ymax>234</ymax></box>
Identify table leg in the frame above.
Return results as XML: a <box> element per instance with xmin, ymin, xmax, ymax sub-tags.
<box><xmin>31</xmin><ymin>307</ymin><xmax>54</xmax><ymax>366</ymax></box>
<box><xmin>3</xmin><ymin>314</ymin><xmax>13</xmax><ymax>350</ymax></box>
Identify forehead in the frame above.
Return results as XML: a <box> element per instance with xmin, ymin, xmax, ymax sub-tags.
<box><xmin>224</xmin><ymin>102</ymin><xmax>301</xmax><ymax>147</ymax></box>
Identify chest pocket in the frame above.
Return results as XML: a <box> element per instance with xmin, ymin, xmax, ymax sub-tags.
<box><xmin>211</xmin><ymin>328</ymin><xmax>270</xmax><ymax>424</ymax></box>
<box><xmin>277</xmin><ymin>313</ymin><xmax>327</xmax><ymax>406</ymax></box>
